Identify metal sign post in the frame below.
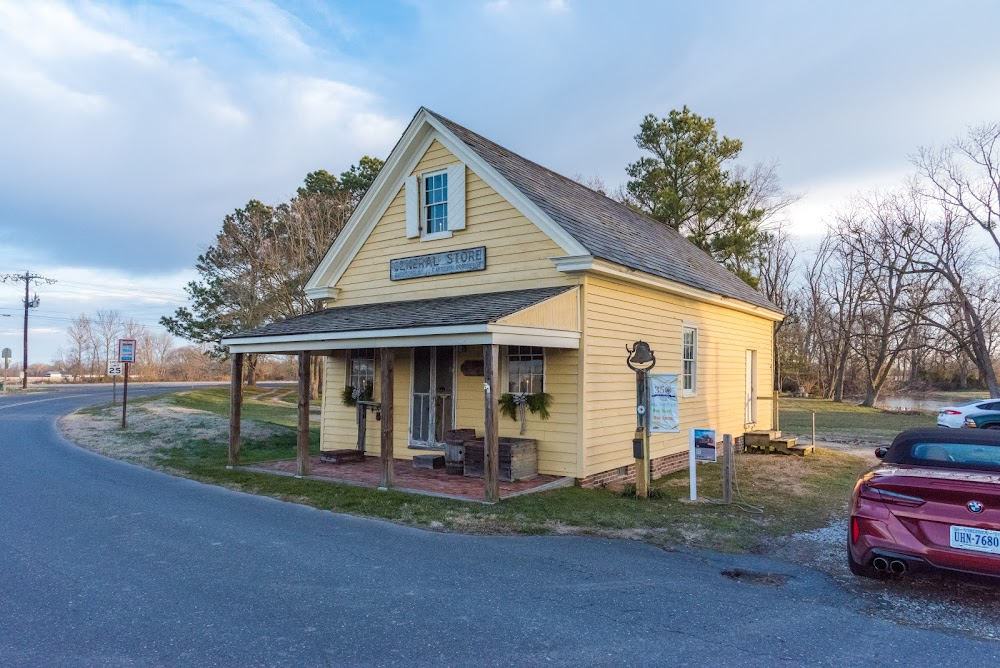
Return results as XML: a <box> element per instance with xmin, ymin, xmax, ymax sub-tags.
<box><xmin>626</xmin><ymin>341</ymin><xmax>656</xmax><ymax>498</ymax></box>
<box><xmin>1</xmin><ymin>347</ymin><xmax>10</xmax><ymax>392</ymax></box>
<box><xmin>108</xmin><ymin>360</ymin><xmax>123</xmax><ymax>405</ymax></box>
<box><xmin>118</xmin><ymin>340</ymin><xmax>136</xmax><ymax>429</ymax></box>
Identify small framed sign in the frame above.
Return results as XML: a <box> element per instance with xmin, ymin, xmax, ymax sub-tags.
<box><xmin>107</xmin><ymin>361</ymin><xmax>123</xmax><ymax>376</ymax></box>
<box><xmin>118</xmin><ymin>339</ymin><xmax>137</xmax><ymax>363</ymax></box>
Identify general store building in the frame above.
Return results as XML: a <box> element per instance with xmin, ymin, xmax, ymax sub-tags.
<box><xmin>223</xmin><ymin>108</ymin><xmax>783</xmax><ymax>500</ymax></box>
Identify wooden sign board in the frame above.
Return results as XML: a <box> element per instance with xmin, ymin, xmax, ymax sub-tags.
<box><xmin>389</xmin><ymin>246</ymin><xmax>486</xmax><ymax>281</ymax></box>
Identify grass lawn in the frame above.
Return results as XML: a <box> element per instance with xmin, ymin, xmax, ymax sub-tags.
<box><xmin>780</xmin><ymin>397</ymin><xmax>936</xmax><ymax>443</ymax></box>
<box><xmin>95</xmin><ymin>388</ymin><xmax>871</xmax><ymax>554</ymax></box>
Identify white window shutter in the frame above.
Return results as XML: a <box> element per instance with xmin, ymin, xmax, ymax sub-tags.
<box><xmin>405</xmin><ymin>175</ymin><xmax>419</xmax><ymax>238</ymax></box>
<box><xmin>447</xmin><ymin>164</ymin><xmax>466</xmax><ymax>231</ymax></box>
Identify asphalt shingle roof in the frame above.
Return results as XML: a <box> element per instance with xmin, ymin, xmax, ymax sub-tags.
<box><xmin>427</xmin><ymin>109</ymin><xmax>780</xmax><ymax>313</ymax></box>
<box><xmin>231</xmin><ymin>286</ymin><xmax>573</xmax><ymax>339</ymax></box>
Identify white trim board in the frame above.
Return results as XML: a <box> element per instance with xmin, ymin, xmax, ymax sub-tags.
<box><xmin>304</xmin><ymin>108</ymin><xmax>588</xmax><ymax>300</ymax></box>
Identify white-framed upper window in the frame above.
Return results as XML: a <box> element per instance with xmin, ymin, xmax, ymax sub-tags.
<box><xmin>348</xmin><ymin>348</ymin><xmax>375</xmax><ymax>394</ymax></box>
<box><xmin>423</xmin><ymin>171</ymin><xmax>449</xmax><ymax>234</ymax></box>
<box><xmin>507</xmin><ymin>346</ymin><xmax>544</xmax><ymax>394</ymax></box>
<box><xmin>682</xmin><ymin>325</ymin><xmax>698</xmax><ymax>396</ymax></box>
<box><xmin>405</xmin><ymin>164</ymin><xmax>466</xmax><ymax>240</ymax></box>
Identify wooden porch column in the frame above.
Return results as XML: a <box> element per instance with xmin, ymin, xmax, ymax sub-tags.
<box><xmin>228</xmin><ymin>353</ymin><xmax>243</xmax><ymax>468</ymax></box>
<box><xmin>483</xmin><ymin>344</ymin><xmax>500</xmax><ymax>503</ymax></box>
<box><xmin>296</xmin><ymin>351</ymin><xmax>311</xmax><ymax>477</ymax></box>
<box><xmin>379</xmin><ymin>347</ymin><xmax>394</xmax><ymax>489</ymax></box>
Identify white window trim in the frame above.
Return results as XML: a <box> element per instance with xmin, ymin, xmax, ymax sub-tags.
<box><xmin>503</xmin><ymin>345</ymin><xmax>546</xmax><ymax>395</ymax></box>
<box><xmin>681</xmin><ymin>323</ymin><xmax>698</xmax><ymax>397</ymax></box>
<box><xmin>419</xmin><ymin>168</ymin><xmax>453</xmax><ymax>241</ymax></box>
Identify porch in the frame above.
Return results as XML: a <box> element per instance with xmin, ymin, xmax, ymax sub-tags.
<box><xmin>221</xmin><ymin>287</ymin><xmax>581</xmax><ymax>503</ymax></box>
<box><xmin>240</xmin><ymin>455</ymin><xmax>570</xmax><ymax>502</ymax></box>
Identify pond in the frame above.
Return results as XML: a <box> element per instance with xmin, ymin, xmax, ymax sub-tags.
<box><xmin>877</xmin><ymin>394</ymin><xmax>989</xmax><ymax>412</ymax></box>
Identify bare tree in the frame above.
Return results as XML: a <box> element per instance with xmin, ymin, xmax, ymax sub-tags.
<box><xmin>914</xmin><ymin>122</ymin><xmax>1000</xmax><ymax>263</ymax></box>
<box><xmin>757</xmin><ymin>223</ymin><xmax>797</xmax><ymax>391</ymax></box>
<box><xmin>842</xmin><ymin>190</ymin><xmax>936</xmax><ymax>406</ymax></box>
<box><xmin>64</xmin><ymin>314</ymin><xmax>93</xmax><ymax>381</ymax></box>
<box><xmin>95</xmin><ymin>309</ymin><xmax>123</xmax><ymax>379</ymax></box>
<box><xmin>905</xmin><ymin>196</ymin><xmax>1000</xmax><ymax>397</ymax></box>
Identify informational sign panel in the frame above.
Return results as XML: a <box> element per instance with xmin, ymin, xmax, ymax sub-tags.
<box><xmin>1</xmin><ymin>347</ymin><xmax>10</xmax><ymax>360</ymax></box>
<box><xmin>118</xmin><ymin>339</ymin><xmax>137</xmax><ymax>363</ymax></box>
<box><xmin>648</xmin><ymin>373</ymin><xmax>679</xmax><ymax>433</ymax></box>
<box><xmin>693</xmin><ymin>428</ymin><xmax>718</xmax><ymax>463</ymax></box>
<box><xmin>389</xmin><ymin>246</ymin><xmax>486</xmax><ymax>281</ymax></box>
<box><xmin>107</xmin><ymin>361</ymin><xmax>123</xmax><ymax>376</ymax></box>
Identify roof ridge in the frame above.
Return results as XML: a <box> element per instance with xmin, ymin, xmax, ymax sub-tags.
<box><xmin>426</xmin><ymin>108</ymin><xmax>645</xmax><ymax>223</ymax></box>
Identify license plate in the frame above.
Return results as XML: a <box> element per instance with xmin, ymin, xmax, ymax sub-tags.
<box><xmin>950</xmin><ymin>525</ymin><xmax>1000</xmax><ymax>555</ymax></box>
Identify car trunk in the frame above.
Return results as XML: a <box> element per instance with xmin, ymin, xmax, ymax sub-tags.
<box><xmin>872</xmin><ymin>469</ymin><xmax>1000</xmax><ymax>555</ymax></box>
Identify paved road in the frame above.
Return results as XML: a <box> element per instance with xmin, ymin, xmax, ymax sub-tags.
<box><xmin>1</xmin><ymin>385</ymin><xmax>998</xmax><ymax>667</ymax></box>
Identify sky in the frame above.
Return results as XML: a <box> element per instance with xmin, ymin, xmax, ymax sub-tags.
<box><xmin>2</xmin><ymin>0</ymin><xmax>1000</xmax><ymax>364</ymax></box>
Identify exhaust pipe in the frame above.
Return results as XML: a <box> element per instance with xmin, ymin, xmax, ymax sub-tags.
<box><xmin>872</xmin><ymin>557</ymin><xmax>889</xmax><ymax>571</ymax></box>
<box><xmin>889</xmin><ymin>560</ymin><xmax>907</xmax><ymax>575</ymax></box>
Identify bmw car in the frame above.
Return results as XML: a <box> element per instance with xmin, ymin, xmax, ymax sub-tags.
<box><xmin>848</xmin><ymin>428</ymin><xmax>1000</xmax><ymax>579</ymax></box>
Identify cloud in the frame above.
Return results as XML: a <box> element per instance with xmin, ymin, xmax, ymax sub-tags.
<box><xmin>0</xmin><ymin>0</ymin><xmax>404</xmax><ymax>274</ymax></box>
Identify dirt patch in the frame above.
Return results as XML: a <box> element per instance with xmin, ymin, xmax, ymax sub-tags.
<box><xmin>59</xmin><ymin>397</ymin><xmax>285</xmax><ymax>467</ymax></box>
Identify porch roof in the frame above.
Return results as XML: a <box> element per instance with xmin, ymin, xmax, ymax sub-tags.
<box><xmin>222</xmin><ymin>286</ymin><xmax>580</xmax><ymax>354</ymax></box>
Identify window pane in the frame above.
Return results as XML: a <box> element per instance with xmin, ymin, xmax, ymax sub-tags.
<box><xmin>507</xmin><ymin>347</ymin><xmax>543</xmax><ymax>393</ymax></box>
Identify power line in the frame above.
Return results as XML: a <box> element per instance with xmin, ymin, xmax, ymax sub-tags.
<box><xmin>0</xmin><ymin>271</ymin><xmax>57</xmax><ymax>388</ymax></box>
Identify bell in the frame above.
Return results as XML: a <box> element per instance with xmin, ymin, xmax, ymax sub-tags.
<box><xmin>629</xmin><ymin>341</ymin><xmax>654</xmax><ymax>365</ymax></box>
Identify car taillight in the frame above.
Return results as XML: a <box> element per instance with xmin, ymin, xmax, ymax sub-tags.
<box><xmin>942</xmin><ymin>410</ymin><xmax>962</xmax><ymax>415</ymax></box>
<box><xmin>859</xmin><ymin>482</ymin><xmax>925</xmax><ymax>507</ymax></box>
<box><xmin>851</xmin><ymin>517</ymin><xmax>860</xmax><ymax>544</ymax></box>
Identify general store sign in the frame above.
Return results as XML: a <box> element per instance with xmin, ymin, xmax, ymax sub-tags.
<box><xmin>389</xmin><ymin>246</ymin><xmax>486</xmax><ymax>281</ymax></box>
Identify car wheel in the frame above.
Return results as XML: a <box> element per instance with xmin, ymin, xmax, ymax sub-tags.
<box><xmin>847</xmin><ymin>543</ymin><xmax>887</xmax><ymax>580</ymax></box>
<box><xmin>986</xmin><ymin>424</ymin><xmax>1000</xmax><ymax>430</ymax></box>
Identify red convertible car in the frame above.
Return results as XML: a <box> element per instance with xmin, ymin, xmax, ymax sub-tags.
<box><xmin>849</xmin><ymin>428</ymin><xmax>1000</xmax><ymax>579</ymax></box>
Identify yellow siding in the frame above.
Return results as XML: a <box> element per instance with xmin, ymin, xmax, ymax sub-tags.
<box><xmin>494</xmin><ymin>287</ymin><xmax>579</xmax><ymax>330</ymax></box>
<box><xmin>454</xmin><ymin>346</ymin><xmax>579</xmax><ymax>476</ymax></box>
<box><xmin>332</xmin><ymin>139</ymin><xmax>578</xmax><ymax>305</ymax></box>
<box><xmin>322</xmin><ymin>346</ymin><xmax>580</xmax><ymax>475</ymax></box>
<box><xmin>581</xmin><ymin>275</ymin><xmax>774</xmax><ymax>477</ymax></box>
<box><xmin>321</xmin><ymin>350</ymin><xmax>416</xmax><ymax>459</ymax></box>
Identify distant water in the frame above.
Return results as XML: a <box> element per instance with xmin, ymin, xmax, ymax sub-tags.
<box><xmin>877</xmin><ymin>395</ymin><xmax>988</xmax><ymax>412</ymax></box>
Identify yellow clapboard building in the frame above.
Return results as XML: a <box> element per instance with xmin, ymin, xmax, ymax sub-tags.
<box><xmin>223</xmin><ymin>108</ymin><xmax>783</xmax><ymax>491</ymax></box>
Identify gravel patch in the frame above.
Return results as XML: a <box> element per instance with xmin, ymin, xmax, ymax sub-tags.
<box><xmin>772</xmin><ymin>517</ymin><xmax>1000</xmax><ymax>641</ymax></box>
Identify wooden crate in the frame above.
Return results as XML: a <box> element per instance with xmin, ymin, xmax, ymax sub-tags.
<box><xmin>444</xmin><ymin>429</ymin><xmax>476</xmax><ymax>475</ymax></box>
<box><xmin>463</xmin><ymin>437</ymin><xmax>538</xmax><ymax>482</ymax></box>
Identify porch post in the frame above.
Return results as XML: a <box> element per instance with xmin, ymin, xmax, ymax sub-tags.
<box><xmin>296</xmin><ymin>351</ymin><xmax>311</xmax><ymax>477</ymax></box>
<box><xmin>483</xmin><ymin>344</ymin><xmax>500</xmax><ymax>503</ymax></box>
<box><xmin>379</xmin><ymin>347</ymin><xmax>394</xmax><ymax>489</ymax></box>
<box><xmin>228</xmin><ymin>353</ymin><xmax>243</xmax><ymax>468</ymax></box>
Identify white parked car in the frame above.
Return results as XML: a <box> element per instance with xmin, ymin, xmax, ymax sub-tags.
<box><xmin>937</xmin><ymin>398</ymin><xmax>1000</xmax><ymax>428</ymax></box>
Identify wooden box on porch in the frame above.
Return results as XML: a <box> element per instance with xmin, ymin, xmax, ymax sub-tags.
<box><xmin>462</xmin><ymin>437</ymin><xmax>538</xmax><ymax>482</ymax></box>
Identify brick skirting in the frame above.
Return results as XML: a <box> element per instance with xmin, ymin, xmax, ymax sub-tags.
<box><xmin>579</xmin><ymin>450</ymin><xmax>689</xmax><ymax>488</ymax></box>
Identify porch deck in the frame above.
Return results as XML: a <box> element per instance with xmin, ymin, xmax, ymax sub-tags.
<box><xmin>243</xmin><ymin>455</ymin><xmax>569</xmax><ymax>502</ymax></box>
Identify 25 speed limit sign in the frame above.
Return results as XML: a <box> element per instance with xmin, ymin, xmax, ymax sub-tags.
<box><xmin>107</xmin><ymin>361</ymin><xmax>123</xmax><ymax>376</ymax></box>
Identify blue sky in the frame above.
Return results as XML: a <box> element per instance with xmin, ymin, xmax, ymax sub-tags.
<box><xmin>2</xmin><ymin>0</ymin><xmax>999</xmax><ymax>363</ymax></box>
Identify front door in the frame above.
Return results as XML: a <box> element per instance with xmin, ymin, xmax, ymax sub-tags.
<box><xmin>410</xmin><ymin>347</ymin><xmax>454</xmax><ymax>445</ymax></box>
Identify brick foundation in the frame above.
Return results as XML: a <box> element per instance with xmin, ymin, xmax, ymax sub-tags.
<box><xmin>579</xmin><ymin>450</ymin><xmax>689</xmax><ymax>488</ymax></box>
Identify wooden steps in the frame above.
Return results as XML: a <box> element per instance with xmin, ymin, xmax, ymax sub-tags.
<box><xmin>743</xmin><ymin>431</ymin><xmax>813</xmax><ymax>456</ymax></box>
<box><xmin>320</xmin><ymin>449</ymin><xmax>366</xmax><ymax>464</ymax></box>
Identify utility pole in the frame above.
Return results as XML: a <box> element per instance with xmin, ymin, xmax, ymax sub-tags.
<box><xmin>1</xmin><ymin>271</ymin><xmax>56</xmax><ymax>389</ymax></box>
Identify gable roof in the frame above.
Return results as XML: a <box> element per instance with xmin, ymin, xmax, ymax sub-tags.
<box><xmin>229</xmin><ymin>286</ymin><xmax>574</xmax><ymax>339</ymax></box>
<box><xmin>424</xmin><ymin>109</ymin><xmax>779</xmax><ymax>313</ymax></box>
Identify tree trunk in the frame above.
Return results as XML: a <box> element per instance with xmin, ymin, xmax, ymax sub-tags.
<box><xmin>244</xmin><ymin>353</ymin><xmax>257</xmax><ymax>386</ymax></box>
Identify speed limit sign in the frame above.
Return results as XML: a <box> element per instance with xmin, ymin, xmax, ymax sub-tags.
<box><xmin>107</xmin><ymin>361</ymin><xmax>123</xmax><ymax>376</ymax></box>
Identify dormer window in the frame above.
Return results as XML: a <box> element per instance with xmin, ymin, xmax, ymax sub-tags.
<box><xmin>423</xmin><ymin>171</ymin><xmax>449</xmax><ymax>234</ymax></box>
<box><xmin>405</xmin><ymin>163</ymin><xmax>466</xmax><ymax>240</ymax></box>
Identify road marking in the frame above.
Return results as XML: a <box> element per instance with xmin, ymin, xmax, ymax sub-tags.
<box><xmin>0</xmin><ymin>394</ymin><xmax>90</xmax><ymax>410</ymax></box>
